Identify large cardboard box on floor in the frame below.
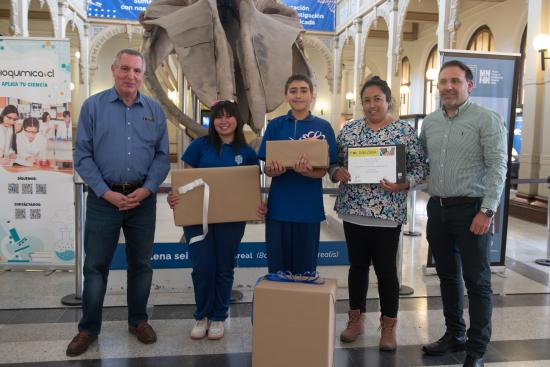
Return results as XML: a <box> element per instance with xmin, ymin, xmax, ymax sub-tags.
<box><xmin>266</xmin><ymin>139</ymin><xmax>329</xmax><ymax>168</ymax></box>
<box><xmin>171</xmin><ymin>165</ymin><xmax>261</xmax><ymax>226</ymax></box>
<box><xmin>252</xmin><ymin>278</ymin><xmax>337</xmax><ymax>367</ymax></box>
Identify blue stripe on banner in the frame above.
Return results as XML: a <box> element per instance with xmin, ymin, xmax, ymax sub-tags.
<box><xmin>110</xmin><ymin>241</ymin><xmax>349</xmax><ymax>270</ymax></box>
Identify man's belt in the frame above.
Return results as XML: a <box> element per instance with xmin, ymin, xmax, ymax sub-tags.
<box><xmin>433</xmin><ymin>196</ymin><xmax>481</xmax><ymax>208</ymax></box>
<box><xmin>108</xmin><ymin>180</ymin><xmax>144</xmax><ymax>193</ymax></box>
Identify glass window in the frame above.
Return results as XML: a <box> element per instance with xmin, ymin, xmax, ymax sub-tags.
<box><xmin>400</xmin><ymin>57</ymin><xmax>411</xmax><ymax>116</ymax></box>
<box><xmin>424</xmin><ymin>45</ymin><xmax>439</xmax><ymax>114</ymax></box>
<box><xmin>467</xmin><ymin>26</ymin><xmax>495</xmax><ymax>52</ymax></box>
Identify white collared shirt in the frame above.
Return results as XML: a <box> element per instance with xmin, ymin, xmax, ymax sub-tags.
<box><xmin>16</xmin><ymin>132</ymin><xmax>47</xmax><ymax>160</ymax></box>
<box><xmin>0</xmin><ymin>124</ymin><xmax>14</xmax><ymax>158</ymax></box>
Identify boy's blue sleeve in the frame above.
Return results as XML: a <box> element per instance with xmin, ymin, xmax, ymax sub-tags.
<box><xmin>182</xmin><ymin>137</ymin><xmax>203</xmax><ymax>167</ymax></box>
<box><xmin>325</xmin><ymin>123</ymin><xmax>338</xmax><ymax>165</ymax></box>
<box><xmin>246</xmin><ymin>146</ymin><xmax>259</xmax><ymax>165</ymax></box>
<box><xmin>258</xmin><ymin>124</ymin><xmax>272</xmax><ymax>161</ymax></box>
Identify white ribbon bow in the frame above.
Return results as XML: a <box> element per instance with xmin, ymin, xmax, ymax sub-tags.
<box><xmin>178</xmin><ymin>178</ymin><xmax>210</xmax><ymax>244</ymax></box>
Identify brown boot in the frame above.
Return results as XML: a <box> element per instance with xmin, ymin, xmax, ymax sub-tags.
<box><xmin>379</xmin><ymin>315</ymin><xmax>397</xmax><ymax>351</ymax></box>
<box><xmin>340</xmin><ymin>309</ymin><xmax>365</xmax><ymax>343</ymax></box>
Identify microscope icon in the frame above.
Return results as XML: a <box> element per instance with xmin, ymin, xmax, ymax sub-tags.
<box><xmin>0</xmin><ymin>220</ymin><xmax>32</xmax><ymax>262</ymax></box>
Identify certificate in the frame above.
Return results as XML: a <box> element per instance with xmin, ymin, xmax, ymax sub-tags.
<box><xmin>347</xmin><ymin>145</ymin><xmax>406</xmax><ymax>184</ymax></box>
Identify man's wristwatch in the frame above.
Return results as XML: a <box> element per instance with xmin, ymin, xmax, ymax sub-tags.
<box><xmin>480</xmin><ymin>207</ymin><xmax>495</xmax><ymax>218</ymax></box>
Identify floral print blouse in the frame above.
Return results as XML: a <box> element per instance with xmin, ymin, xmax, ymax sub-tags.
<box><xmin>333</xmin><ymin>118</ymin><xmax>428</xmax><ymax>225</ymax></box>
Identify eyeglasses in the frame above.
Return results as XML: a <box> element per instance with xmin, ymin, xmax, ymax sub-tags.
<box><xmin>4</xmin><ymin>116</ymin><xmax>17</xmax><ymax>122</ymax></box>
<box><xmin>24</xmin><ymin>129</ymin><xmax>38</xmax><ymax>135</ymax></box>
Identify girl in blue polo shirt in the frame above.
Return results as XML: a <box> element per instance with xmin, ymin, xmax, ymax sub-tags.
<box><xmin>168</xmin><ymin>100</ymin><xmax>266</xmax><ymax>341</ymax></box>
<box><xmin>258</xmin><ymin>74</ymin><xmax>338</xmax><ymax>274</ymax></box>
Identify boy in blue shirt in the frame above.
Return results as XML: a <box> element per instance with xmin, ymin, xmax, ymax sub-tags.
<box><xmin>258</xmin><ymin>74</ymin><xmax>338</xmax><ymax>274</ymax></box>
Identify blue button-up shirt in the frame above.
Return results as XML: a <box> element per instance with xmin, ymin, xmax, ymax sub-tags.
<box><xmin>74</xmin><ymin>87</ymin><xmax>170</xmax><ymax>197</ymax></box>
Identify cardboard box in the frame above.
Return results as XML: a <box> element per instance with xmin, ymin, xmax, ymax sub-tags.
<box><xmin>252</xmin><ymin>278</ymin><xmax>337</xmax><ymax>367</ymax></box>
<box><xmin>266</xmin><ymin>140</ymin><xmax>329</xmax><ymax>168</ymax></box>
<box><xmin>171</xmin><ymin>165</ymin><xmax>261</xmax><ymax>226</ymax></box>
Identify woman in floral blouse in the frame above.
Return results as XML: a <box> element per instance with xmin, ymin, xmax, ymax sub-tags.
<box><xmin>331</xmin><ymin>76</ymin><xmax>428</xmax><ymax>351</ymax></box>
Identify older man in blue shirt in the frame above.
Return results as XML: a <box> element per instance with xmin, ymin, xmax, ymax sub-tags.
<box><xmin>67</xmin><ymin>48</ymin><xmax>170</xmax><ymax>357</ymax></box>
<box><xmin>420</xmin><ymin>60</ymin><xmax>507</xmax><ymax>367</ymax></box>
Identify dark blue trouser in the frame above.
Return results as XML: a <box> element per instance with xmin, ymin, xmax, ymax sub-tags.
<box><xmin>79</xmin><ymin>192</ymin><xmax>156</xmax><ymax>336</ymax></box>
<box><xmin>426</xmin><ymin>197</ymin><xmax>493</xmax><ymax>358</ymax></box>
<box><xmin>184</xmin><ymin>222</ymin><xmax>245</xmax><ymax>321</ymax></box>
<box><xmin>265</xmin><ymin>220</ymin><xmax>320</xmax><ymax>274</ymax></box>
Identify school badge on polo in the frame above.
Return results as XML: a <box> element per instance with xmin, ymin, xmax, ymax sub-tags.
<box><xmin>235</xmin><ymin>155</ymin><xmax>243</xmax><ymax>165</ymax></box>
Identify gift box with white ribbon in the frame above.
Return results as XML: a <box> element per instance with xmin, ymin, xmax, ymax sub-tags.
<box><xmin>171</xmin><ymin>165</ymin><xmax>261</xmax><ymax>227</ymax></box>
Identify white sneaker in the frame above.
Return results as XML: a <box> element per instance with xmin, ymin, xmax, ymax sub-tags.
<box><xmin>208</xmin><ymin>321</ymin><xmax>224</xmax><ymax>340</ymax></box>
<box><xmin>190</xmin><ymin>318</ymin><xmax>209</xmax><ymax>340</ymax></box>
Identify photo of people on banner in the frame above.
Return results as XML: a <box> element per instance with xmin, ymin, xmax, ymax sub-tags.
<box><xmin>1</xmin><ymin>99</ymin><xmax>73</xmax><ymax>171</ymax></box>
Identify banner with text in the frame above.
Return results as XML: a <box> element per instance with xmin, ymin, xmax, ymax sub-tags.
<box><xmin>282</xmin><ymin>0</ymin><xmax>335</xmax><ymax>32</ymax></box>
<box><xmin>0</xmin><ymin>37</ymin><xmax>74</xmax><ymax>268</ymax></box>
<box><xmin>427</xmin><ymin>50</ymin><xmax>520</xmax><ymax>267</ymax></box>
<box><xmin>87</xmin><ymin>0</ymin><xmax>152</xmax><ymax>20</ymax></box>
<box><xmin>111</xmin><ymin>241</ymin><xmax>349</xmax><ymax>269</ymax></box>
<box><xmin>87</xmin><ymin>0</ymin><xmax>335</xmax><ymax>32</ymax></box>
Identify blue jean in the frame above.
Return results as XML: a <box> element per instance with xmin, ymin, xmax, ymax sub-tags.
<box><xmin>426</xmin><ymin>197</ymin><xmax>493</xmax><ymax>358</ymax></box>
<box><xmin>184</xmin><ymin>222</ymin><xmax>245</xmax><ymax>321</ymax></box>
<box><xmin>265</xmin><ymin>220</ymin><xmax>320</xmax><ymax>274</ymax></box>
<box><xmin>78</xmin><ymin>191</ymin><xmax>156</xmax><ymax>336</ymax></box>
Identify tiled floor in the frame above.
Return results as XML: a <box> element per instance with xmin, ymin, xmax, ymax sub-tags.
<box><xmin>1</xmin><ymin>191</ymin><xmax>550</xmax><ymax>366</ymax></box>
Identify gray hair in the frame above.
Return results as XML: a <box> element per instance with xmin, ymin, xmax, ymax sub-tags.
<box><xmin>112</xmin><ymin>49</ymin><xmax>146</xmax><ymax>72</ymax></box>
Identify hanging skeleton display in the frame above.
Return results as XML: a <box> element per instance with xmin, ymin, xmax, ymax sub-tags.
<box><xmin>140</xmin><ymin>0</ymin><xmax>313</xmax><ymax>136</ymax></box>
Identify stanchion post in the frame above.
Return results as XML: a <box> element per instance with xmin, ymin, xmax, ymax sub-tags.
<box><xmin>404</xmin><ymin>190</ymin><xmax>421</xmax><ymax>237</ymax></box>
<box><xmin>61</xmin><ymin>173</ymin><xmax>85</xmax><ymax>306</ymax></box>
<box><xmin>397</xmin><ymin>228</ymin><xmax>414</xmax><ymax>295</ymax></box>
<box><xmin>535</xmin><ymin>176</ymin><xmax>550</xmax><ymax>266</ymax></box>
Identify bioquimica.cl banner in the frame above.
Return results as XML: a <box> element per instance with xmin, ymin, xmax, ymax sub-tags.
<box><xmin>0</xmin><ymin>38</ymin><xmax>74</xmax><ymax>268</ymax></box>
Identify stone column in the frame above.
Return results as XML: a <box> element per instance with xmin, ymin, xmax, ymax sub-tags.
<box><xmin>386</xmin><ymin>3</ymin><xmax>400</xmax><ymax>104</ymax></box>
<box><xmin>518</xmin><ymin>0</ymin><xmax>549</xmax><ymax>198</ymax></box>
<box><xmin>57</xmin><ymin>1</ymin><xmax>67</xmax><ymax>39</ymax></box>
<box><xmin>352</xmin><ymin>19</ymin><xmax>363</xmax><ymax>118</ymax></box>
<box><xmin>331</xmin><ymin>36</ymin><xmax>341</xmax><ymax>132</ymax></box>
<box><xmin>437</xmin><ymin>0</ymin><xmax>452</xmax><ymax>50</ymax></box>
<box><xmin>82</xmin><ymin>24</ymin><xmax>90</xmax><ymax>99</ymax></box>
<box><xmin>12</xmin><ymin>0</ymin><xmax>28</xmax><ymax>37</ymax></box>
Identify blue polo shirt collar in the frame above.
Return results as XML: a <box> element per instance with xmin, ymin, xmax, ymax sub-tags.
<box><xmin>286</xmin><ymin>110</ymin><xmax>314</xmax><ymax>122</ymax></box>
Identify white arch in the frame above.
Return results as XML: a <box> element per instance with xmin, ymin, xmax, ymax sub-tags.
<box><xmin>336</xmin><ymin>33</ymin><xmax>356</xmax><ymax>94</ymax></box>
<box><xmin>303</xmin><ymin>35</ymin><xmax>335</xmax><ymax>93</ymax></box>
<box><xmin>88</xmin><ymin>25</ymin><xmax>144</xmax><ymax>81</ymax></box>
<box><xmin>63</xmin><ymin>15</ymin><xmax>85</xmax><ymax>51</ymax></box>
<box><xmin>373</xmin><ymin>1</ymin><xmax>391</xmax><ymax>32</ymax></box>
<box><xmin>27</xmin><ymin>0</ymin><xmax>58</xmax><ymax>37</ymax></box>
<box><xmin>361</xmin><ymin>12</ymin><xmax>389</xmax><ymax>83</ymax></box>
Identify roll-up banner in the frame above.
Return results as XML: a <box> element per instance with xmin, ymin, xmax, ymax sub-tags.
<box><xmin>426</xmin><ymin>50</ymin><xmax>520</xmax><ymax>268</ymax></box>
<box><xmin>87</xmin><ymin>0</ymin><xmax>336</xmax><ymax>32</ymax></box>
<box><xmin>0</xmin><ymin>37</ymin><xmax>74</xmax><ymax>268</ymax></box>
